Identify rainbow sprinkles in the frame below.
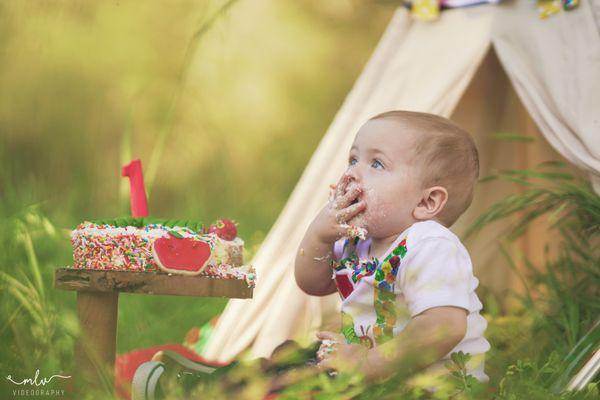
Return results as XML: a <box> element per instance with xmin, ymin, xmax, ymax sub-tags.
<box><xmin>71</xmin><ymin>217</ymin><xmax>256</xmax><ymax>288</ymax></box>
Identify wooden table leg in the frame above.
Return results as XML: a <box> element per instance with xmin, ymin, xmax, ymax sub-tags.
<box><xmin>74</xmin><ymin>291</ymin><xmax>119</xmax><ymax>395</ymax></box>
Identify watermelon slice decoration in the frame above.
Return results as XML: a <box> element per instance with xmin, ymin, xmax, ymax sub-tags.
<box><xmin>152</xmin><ymin>235</ymin><xmax>212</xmax><ymax>276</ymax></box>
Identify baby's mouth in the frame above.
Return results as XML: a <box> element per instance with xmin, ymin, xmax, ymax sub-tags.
<box><xmin>348</xmin><ymin>194</ymin><xmax>367</xmax><ymax>230</ymax></box>
<box><xmin>343</xmin><ymin>181</ymin><xmax>364</xmax><ymax>208</ymax></box>
<box><xmin>352</xmin><ymin>195</ymin><xmax>368</xmax><ymax>215</ymax></box>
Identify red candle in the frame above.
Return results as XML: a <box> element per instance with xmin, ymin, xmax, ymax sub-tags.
<box><xmin>122</xmin><ymin>159</ymin><xmax>149</xmax><ymax>217</ymax></box>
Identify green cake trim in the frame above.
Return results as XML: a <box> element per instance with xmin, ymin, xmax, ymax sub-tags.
<box><xmin>89</xmin><ymin>216</ymin><xmax>205</xmax><ymax>232</ymax></box>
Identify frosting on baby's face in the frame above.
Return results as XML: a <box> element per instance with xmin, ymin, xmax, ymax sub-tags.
<box><xmin>343</xmin><ymin>181</ymin><xmax>368</xmax><ymax>228</ymax></box>
<box><xmin>341</xmin><ymin>119</ymin><xmax>426</xmax><ymax>240</ymax></box>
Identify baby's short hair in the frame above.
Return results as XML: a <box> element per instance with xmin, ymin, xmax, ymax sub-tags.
<box><xmin>370</xmin><ymin>110</ymin><xmax>479</xmax><ymax>227</ymax></box>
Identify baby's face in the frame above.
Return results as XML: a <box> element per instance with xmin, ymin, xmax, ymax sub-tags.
<box><xmin>342</xmin><ymin>119</ymin><xmax>424</xmax><ymax>239</ymax></box>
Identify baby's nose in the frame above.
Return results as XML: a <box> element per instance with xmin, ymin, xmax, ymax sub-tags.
<box><xmin>345</xmin><ymin>167</ymin><xmax>362</xmax><ymax>183</ymax></box>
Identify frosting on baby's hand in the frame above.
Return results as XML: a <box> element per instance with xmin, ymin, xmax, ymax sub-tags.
<box><xmin>329</xmin><ymin>181</ymin><xmax>368</xmax><ymax>240</ymax></box>
<box><xmin>329</xmin><ymin>184</ymin><xmax>337</xmax><ymax>203</ymax></box>
<box><xmin>340</xmin><ymin>224</ymin><xmax>367</xmax><ymax>240</ymax></box>
<box><xmin>317</xmin><ymin>339</ymin><xmax>337</xmax><ymax>362</ymax></box>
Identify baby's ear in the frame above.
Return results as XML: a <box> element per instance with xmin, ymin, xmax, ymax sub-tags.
<box><xmin>413</xmin><ymin>186</ymin><xmax>448</xmax><ymax>221</ymax></box>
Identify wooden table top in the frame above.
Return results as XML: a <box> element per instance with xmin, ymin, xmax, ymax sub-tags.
<box><xmin>54</xmin><ymin>267</ymin><xmax>253</xmax><ymax>299</ymax></box>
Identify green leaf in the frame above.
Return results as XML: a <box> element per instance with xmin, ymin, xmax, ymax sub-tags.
<box><xmin>168</xmin><ymin>230</ymin><xmax>184</xmax><ymax>239</ymax></box>
<box><xmin>450</xmin><ymin>351</ymin><xmax>470</xmax><ymax>370</ymax></box>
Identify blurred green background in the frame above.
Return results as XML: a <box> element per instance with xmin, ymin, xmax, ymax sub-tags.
<box><xmin>0</xmin><ymin>0</ymin><xmax>395</xmax><ymax>368</ymax></box>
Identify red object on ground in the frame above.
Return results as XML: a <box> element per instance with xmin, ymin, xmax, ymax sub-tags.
<box><xmin>122</xmin><ymin>159</ymin><xmax>149</xmax><ymax>218</ymax></box>
<box><xmin>115</xmin><ymin>343</ymin><xmax>229</xmax><ymax>400</ymax></box>
<box><xmin>153</xmin><ymin>236</ymin><xmax>212</xmax><ymax>275</ymax></box>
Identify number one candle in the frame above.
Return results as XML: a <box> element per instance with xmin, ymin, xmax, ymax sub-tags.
<box><xmin>122</xmin><ymin>159</ymin><xmax>149</xmax><ymax>217</ymax></box>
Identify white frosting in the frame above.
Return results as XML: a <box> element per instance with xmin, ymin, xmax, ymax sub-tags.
<box><xmin>73</xmin><ymin>223</ymin><xmax>190</xmax><ymax>239</ymax></box>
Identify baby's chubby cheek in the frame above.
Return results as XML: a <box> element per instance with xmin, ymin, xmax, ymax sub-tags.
<box><xmin>362</xmin><ymin>191</ymin><xmax>393</xmax><ymax>230</ymax></box>
<box><xmin>358</xmin><ymin>187</ymin><xmax>408</xmax><ymax>237</ymax></box>
<box><xmin>342</xmin><ymin>181</ymin><xmax>399</xmax><ymax>234</ymax></box>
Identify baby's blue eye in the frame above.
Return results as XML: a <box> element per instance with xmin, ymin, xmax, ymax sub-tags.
<box><xmin>349</xmin><ymin>157</ymin><xmax>358</xmax><ymax>166</ymax></box>
<box><xmin>371</xmin><ymin>159</ymin><xmax>384</xmax><ymax>169</ymax></box>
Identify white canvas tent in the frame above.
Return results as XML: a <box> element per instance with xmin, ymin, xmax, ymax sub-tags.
<box><xmin>202</xmin><ymin>0</ymin><xmax>600</xmax><ymax>362</ymax></box>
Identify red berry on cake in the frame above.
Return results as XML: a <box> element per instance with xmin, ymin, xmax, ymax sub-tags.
<box><xmin>208</xmin><ymin>219</ymin><xmax>237</xmax><ymax>241</ymax></box>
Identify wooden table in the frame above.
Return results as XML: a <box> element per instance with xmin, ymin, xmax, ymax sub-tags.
<box><xmin>54</xmin><ymin>268</ymin><xmax>253</xmax><ymax>395</ymax></box>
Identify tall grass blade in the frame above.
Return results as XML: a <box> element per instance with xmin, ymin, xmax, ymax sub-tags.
<box><xmin>19</xmin><ymin>229</ymin><xmax>45</xmax><ymax>300</ymax></box>
<box><xmin>146</xmin><ymin>0</ymin><xmax>240</xmax><ymax>197</ymax></box>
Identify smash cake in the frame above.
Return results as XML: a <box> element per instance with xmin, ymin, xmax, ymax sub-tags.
<box><xmin>69</xmin><ymin>159</ymin><xmax>255</xmax><ymax>287</ymax></box>
<box><xmin>71</xmin><ymin>217</ymin><xmax>256</xmax><ymax>287</ymax></box>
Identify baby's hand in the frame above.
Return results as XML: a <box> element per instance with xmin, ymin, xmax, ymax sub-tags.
<box><xmin>313</xmin><ymin>175</ymin><xmax>366</xmax><ymax>244</ymax></box>
<box><xmin>315</xmin><ymin>331</ymin><xmax>367</xmax><ymax>374</ymax></box>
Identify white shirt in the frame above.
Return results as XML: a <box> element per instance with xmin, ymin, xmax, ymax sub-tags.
<box><xmin>332</xmin><ymin>220</ymin><xmax>490</xmax><ymax>381</ymax></box>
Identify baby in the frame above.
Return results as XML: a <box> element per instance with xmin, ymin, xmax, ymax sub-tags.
<box><xmin>294</xmin><ymin>110</ymin><xmax>490</xmax><ymax>382</ymax></box>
